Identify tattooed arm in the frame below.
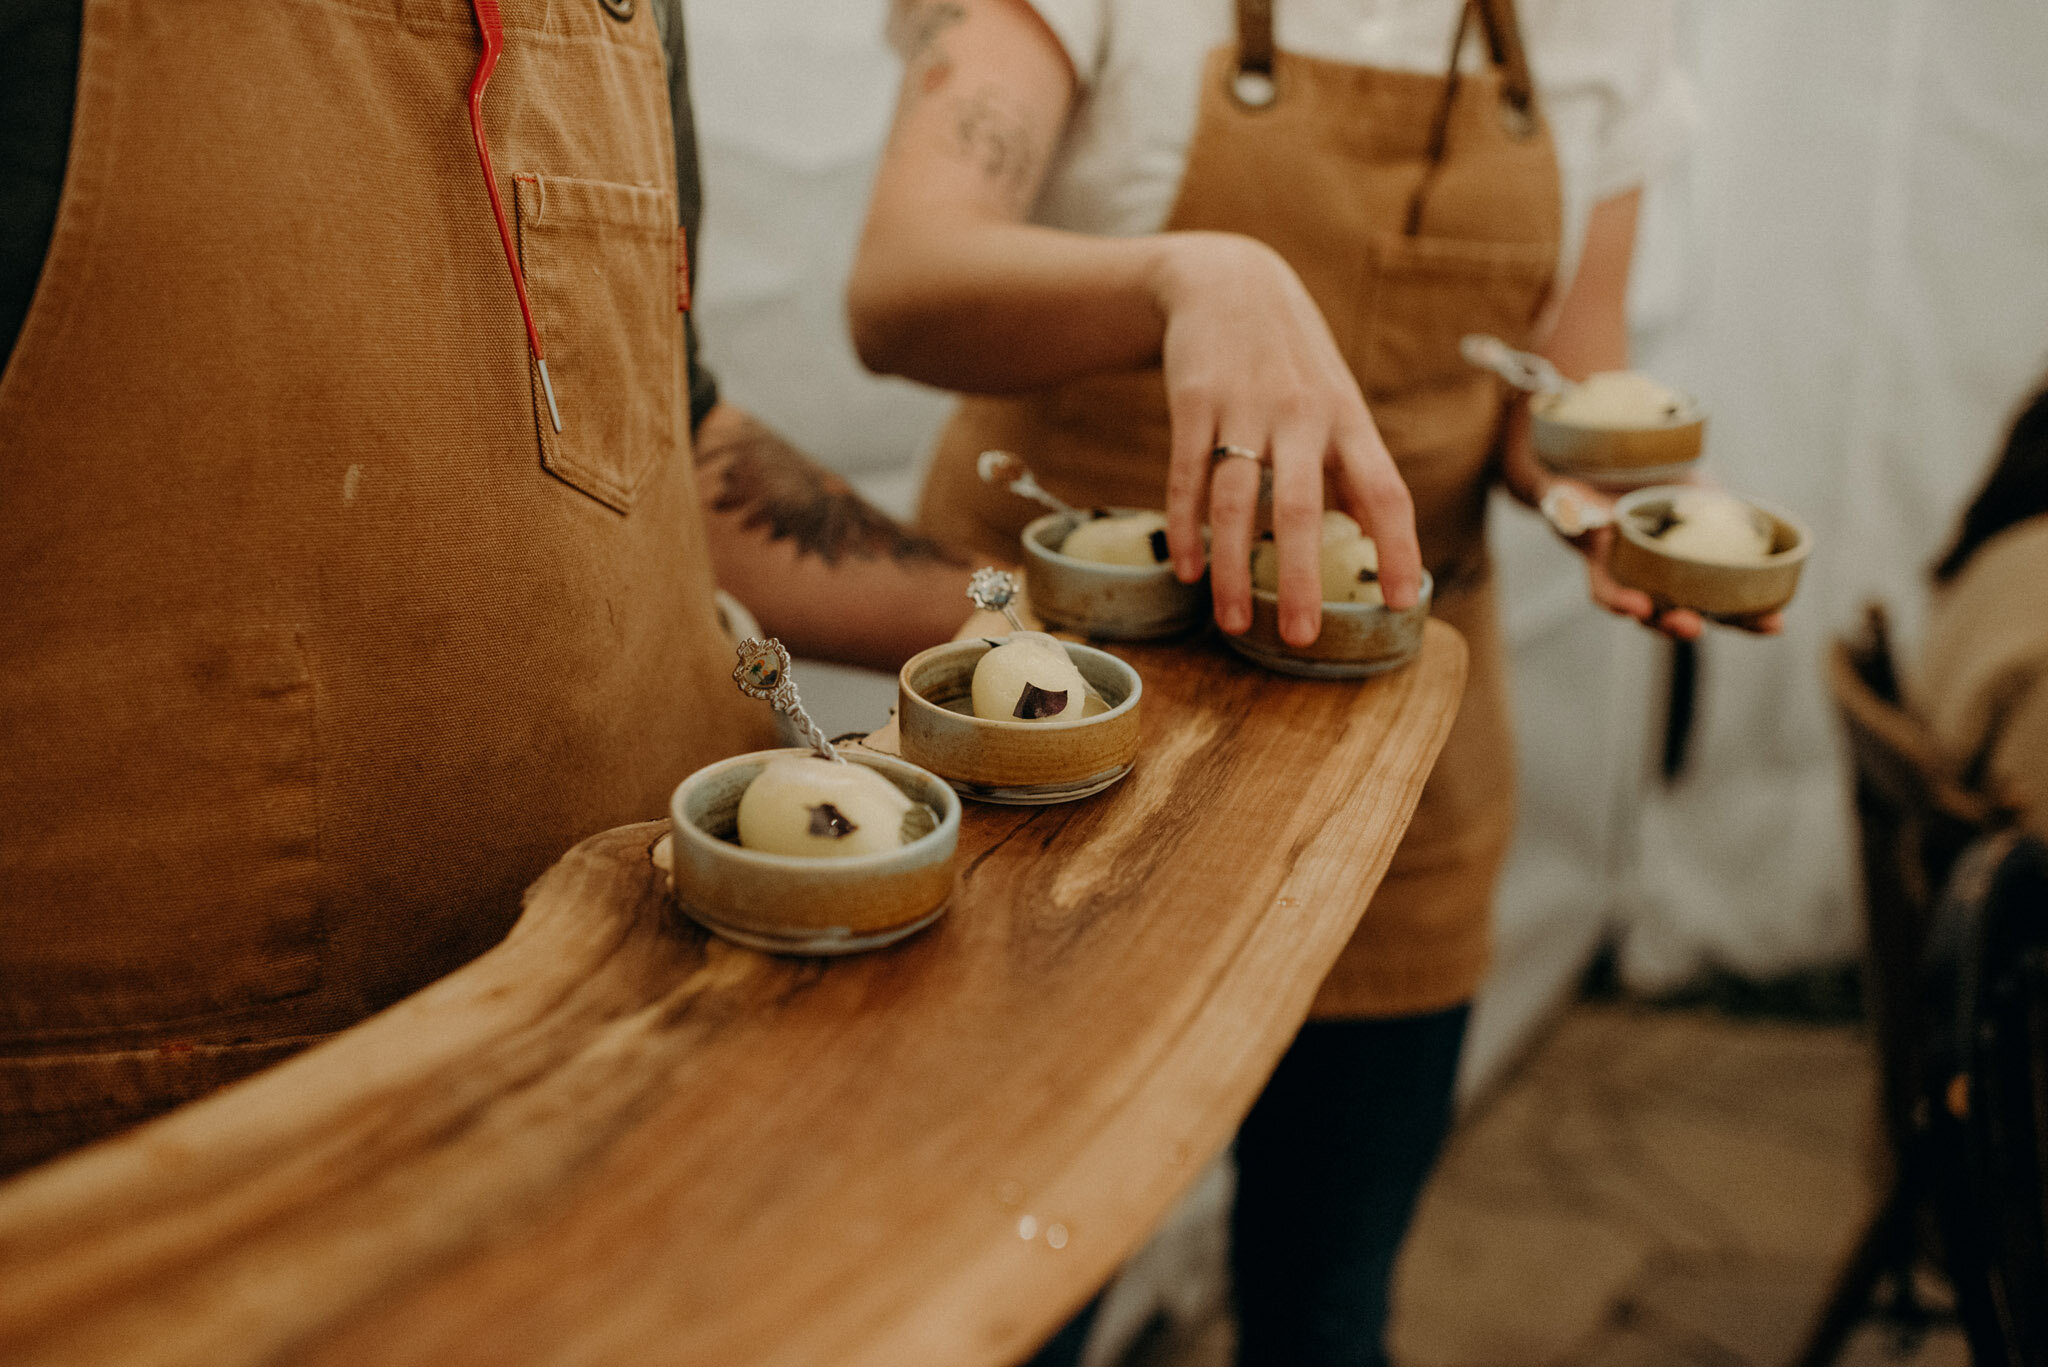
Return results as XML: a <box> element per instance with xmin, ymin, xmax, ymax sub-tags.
<box><xmin>851</xmin><ymin>0</ymin><xmax>1163</xmax><ymax>392</ymax></box>
<box><xmin>849</xmin><ymin>0</ymin><xmax>1420</xmax><ymax>648</ymax></box>
<box><xmin>693</xmin><ymin>402</ymin><xmax>986</xmax><ymax>671</ymax></box>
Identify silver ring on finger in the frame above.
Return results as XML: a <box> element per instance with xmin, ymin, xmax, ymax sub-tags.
<box><xmin>1209</xmin><ymin>443</ymin><xmax>1266</xmax><ymax>469</ymax></box>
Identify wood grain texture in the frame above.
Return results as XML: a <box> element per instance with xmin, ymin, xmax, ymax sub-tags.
<box><xmin>0</xmin><ymin>621</ymin><xmax>1466</xmax><ymax>1367</ymax></box>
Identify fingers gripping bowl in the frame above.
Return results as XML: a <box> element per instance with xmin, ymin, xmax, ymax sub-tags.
<box><xmin>1229</xmin><ymin>580</ymin><xmax>1435</xmax><ymax>678</ymax></box>
<box><xmin>1226</xmin><ymin>512</ymin><xmax>1434</xmax><ymax>678</ymax></box>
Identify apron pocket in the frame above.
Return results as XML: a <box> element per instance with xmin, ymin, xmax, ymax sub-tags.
<box><xmin>515</xmin><ymin>173</ymin><xmax>681</xmax><ymax>513</ymax></box>
<box><xmin>0</xmin><ymin>625</ymin><xmax>321</xmax><ymax>1042</ymax></box>
<box><xmin>1357</xmin><ymin>232</ymin><xmax>1556</xmax><ymax>398</ymax></box>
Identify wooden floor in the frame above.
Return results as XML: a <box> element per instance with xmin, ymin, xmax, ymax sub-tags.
<box><xmin>1110</xmin><ymin>1000</ymin><xmax>1970</xmax><ymax>1367</ymax></box>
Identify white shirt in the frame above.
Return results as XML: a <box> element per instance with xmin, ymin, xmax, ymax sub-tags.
<box><xmin>1017</xmin><ymin>0</ymin><xmax>1693</xmax><ymax>296</ymax></box>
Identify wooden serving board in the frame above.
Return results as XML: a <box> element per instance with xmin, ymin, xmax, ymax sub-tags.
<box><xmin>0</xmin><ymin>622</ymin><xmax>1466</xmax><ymax>1367</ymax></box>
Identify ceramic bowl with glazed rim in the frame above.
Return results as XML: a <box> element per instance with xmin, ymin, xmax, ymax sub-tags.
<box><xmin>1607</xmin><ymin>485</ymin><xmax>1811</xmax><ymax>620</ymax></box>
<box><xmin>1531</xmin><ymin>390</ymin><xmax>1706</xmax><ymax>490</ymax></box>
<box><xmin>668</xmin><ymin>748</ymin><xmax>961</xmax><ymax>954</ymax></box>
<box><xmin>1225</xmin><ymin>572</ymin><xmax>1435</xmax><ymax>680</ymax></box>
<box><xmin>1021</xmin><ymin>509</ymin><xmax>1209</xmax><ymax>641</ymax></box>
<box><xmin>898</xmin><ymin>638</ymin><xmax>1142</xmax><ymax>804</ymax></box>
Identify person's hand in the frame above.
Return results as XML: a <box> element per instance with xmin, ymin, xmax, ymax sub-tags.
<box><xmin>1506</xmin><ymin>408</ymin><xmax>1782</xmax><ymax>639</ymax></box>
<box><xmin>1151</xmin><ymin>233</ymin><xmax>1422</xmax><ymax>647</ymax></box>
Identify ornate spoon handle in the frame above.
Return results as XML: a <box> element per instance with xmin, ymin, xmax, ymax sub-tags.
<box><xmin>733</xmin><ymin>638</ymin><xmax>840</xmax><ymax>762</ymax></box>
<box><xmin>1461</xmin><ymin>333</ymin><xmax>1570</xmax><ymax>396</ymax></box>
<box><xmin>967</xmin><ymin>567</ymin><xmax>1027</xmax><ymax>632</ymax></box>
<box><xmin>977</xmin><ymin>449</ymin><xmax>1076</xmax><ymax>516</ymax></box>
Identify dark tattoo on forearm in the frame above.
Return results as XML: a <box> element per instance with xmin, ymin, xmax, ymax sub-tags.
<box><xmin>889</xmin><ymin>0</ymin><xmax>966</xmax><ymax>98</ymax></box>
<box><xmin>950</xmin><ymin>87</ymin><xmax>1042</xmax><ymax>210</ymax></box>
<box><xmin>695</xmin><ymin>413</ymin><xmax>968</xmax><ymax>570</ymax></box>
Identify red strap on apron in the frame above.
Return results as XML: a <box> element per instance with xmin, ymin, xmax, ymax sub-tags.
<box><xmin>468</xmin><ymin>0</ymin><xmax>563</xmax><ymax>431</ymax></box>
<box><xmin>678</xmin><ymin>226</ymin><xmax>692</xmax><ymax>313</ymax></box>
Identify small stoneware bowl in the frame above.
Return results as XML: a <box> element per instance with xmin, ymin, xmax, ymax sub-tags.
<box><xmin>898</xmin><ymin>639</ymin><xmax>1142</xmax><ymax>804</ymax></box>
<box><xmin>1607</xmin><ymin>486</ymin><xmax>1810</xmax><ymax>620</ymax></box>
<box><xmin>1226</xmin><ymin>572</ymin><xmax>1435</xmax><ymax>680</ymax></box>
<box><xmin>1021</xmin><ymin>510</ymin><xmax>1209</xmax><ymax>641</ymax></box>
<box><xmin>668</xmin><ymin>748</ymin><xmax>961</xmax><ymax>954</ymax></box>
<box><xmin>1531</xmin><ymin>392</ymin><xmax>1706</xmax><ymax>489</ymax></box>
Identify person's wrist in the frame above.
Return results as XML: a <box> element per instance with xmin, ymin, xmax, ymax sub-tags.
<box><xmin>1143</xmin><ymin>233</ymin><xmax>1207</xmax><ymax>320</ymax></box>
<box><xmin>1498</xmin><ymin>397</ymin><xmax>1550</xmax><ymax>510</ymax></box>
<box><xmin>1145</xmin><ymin>231</ymin><xmax>1268</xmax><ymax>317</ymax></box>
<box><xmin>1505</xmin><ymin>461</ymin><xmax>1550</xmax><ymax>512</ymax></box>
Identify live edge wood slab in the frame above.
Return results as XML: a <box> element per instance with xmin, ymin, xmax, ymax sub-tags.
<box><xmin>0</xmin><ymin>621</ymin><xmax>1466</xmax><ymax>1367</ymax></box>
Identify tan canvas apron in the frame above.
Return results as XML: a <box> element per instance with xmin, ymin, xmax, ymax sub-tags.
<box><xmin>917</xmin><ymin>0</ymin><xmax>1562</xmax><ymax>1017</ymax></box>
<box><xmin>0</xmin><ymin>0</ymin><xmax>778</xmax><ymax>1173</ymax></box>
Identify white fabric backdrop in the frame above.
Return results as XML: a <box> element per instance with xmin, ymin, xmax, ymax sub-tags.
<box><xmin>683</xmin><ymin>0</ymin><xmax>950</xmax><ymax>504</ymax></box>
<box><xmin>682</xmin><ymin>0</ymin><xmax>2048</xmax><ymax>1088</ymax></box>
<box><xmin>1615</xmin><ymin>0</ymin><xmax>2048</xmax><ymax>989</ymax></box>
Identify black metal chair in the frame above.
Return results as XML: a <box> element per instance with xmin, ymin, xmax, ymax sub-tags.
<box><xmin>1921</xmin><ymin>830</ymin><xmax>2048</xmax><ymax>1365</ymax></box>
<box><xmin>1797</xmin><ymin>606</ymin><xmax>2015</xmax><ymax>1366</ymax></box>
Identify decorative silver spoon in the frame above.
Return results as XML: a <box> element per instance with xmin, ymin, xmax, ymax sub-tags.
<box><xmin>733</xmin><ymin>638</ymin><xmax>940</xmax><ymax>841</ymax></box>
<box><xmin>1461</xmin><ymin>333</ymin><xmax>1571</xmax><ymax>397</ymax></box>
<box><xmin>1538</xmin><ymin>484</ymin><xmax>1616</xmax><ymax>540</ymax></box>
<box><xmin>977</xmin><ymin>449</ymin><xmax>1078</xmax><ymax>516</ymax></box>
<box><xmin>733</xmin><ymin>637</ymin><xmax>840</xmax><ymax>762</ymax></box>
<box><xmin>967</xmin><ymin>568</ymin><xmax>1116</xmax><ymax>716</ymax></box>
<box><xmin>967</xmin><ymin>567</ymin><xmax>1028</xmax><ymax>631</ymax></box>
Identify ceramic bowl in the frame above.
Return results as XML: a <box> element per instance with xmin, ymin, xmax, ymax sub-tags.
<box><xmin>668</xmin><ymin>748</ymin><xmax>961</xmax><ymax>954</ymax></box>
<box><xmin>1531</xmin><ymin>391</ymin><xmax>1706</xmax><ymax>489</ymax></box>
<box><xmin>1607</xmin><ymin>486</ymin><xmax>1810</xmax><ymax>620</ymax></box>
<box><xmin>898</xmin><ymin>639</ymin><xmax>1142</xmax><ymax>804</ymax></box>
<box><xmin>1021</xmin><ymin>510</ymin><xmax>1209</xmax><ymax>641</ymax></box>
<box><xmin>1224</xmin><ymin>572</ymin><xmax>1435</xmax><ymax>679</ymax></box>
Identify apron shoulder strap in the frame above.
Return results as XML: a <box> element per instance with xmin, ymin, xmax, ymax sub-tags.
<box><xmin>1411</xmin><ymin>0</ymin><xmax>1544</xmax><ymax>231</ymax></box>
<box><xmin>1234</xmin><ymin>0</ymin><xmax>1275</xmax><ymax>78</ymax></box>
<box><xmin>1470</xmin><ymin>0</ymin><xmax>1536</xmax><ymax>119</ymax></box>
<box><xmin>1230</xmin><ymin>0</ymin><xmax>1278</xmax><ymax>107</ymax></box>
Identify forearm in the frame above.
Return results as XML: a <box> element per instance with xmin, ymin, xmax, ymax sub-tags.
<box><xmin>850</xmin><ymin>217</ymin><xmax>1179</xmax><ymax>393</ymax></box>
<box><xmin>693</xmin><ymin>403</ymin><xmax>980</xmax><ymax>672</ymax></box>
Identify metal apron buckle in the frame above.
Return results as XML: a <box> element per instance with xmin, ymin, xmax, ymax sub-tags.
<box><xmin>1229</xmin><ymin>64</ymin><xmax>1279</xmax><ymax>111</ymax></box>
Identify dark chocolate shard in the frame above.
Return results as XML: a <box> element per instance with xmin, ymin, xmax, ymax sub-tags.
<box><xmin>1013</xmin><ymin>683</ymin><xmax>1070</xmax><ymax>720</ymax></box>
<box><xmin>1356</xmin><ymin>567</ymin><xmax>1378</xmax><ymax>582</ymax></box>
<box><xmin>1634</xmin><ymin>505</ymin><xmax>1683</xmax><ymax>538</ymax></box>
<box><xmin>1148</xmin><ymin>528</ymin><xmax>1170</xmax><ymax>562</ymax></box>
<box><xmin>806</xmin><ymin>803</ymin><xmax>858</xmax><ymax>839</ymax></box>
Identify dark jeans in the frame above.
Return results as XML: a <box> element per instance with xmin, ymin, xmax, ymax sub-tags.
<box><xmin>1020</xmin><ymin>1006</ymin><xmax>1470</xmax><ymax>1367</ymax></box>
<box><xmin>1233</xmin><ymin>1006</ymin><xmax>1470</xmax><ymax>1367</ymax></box>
